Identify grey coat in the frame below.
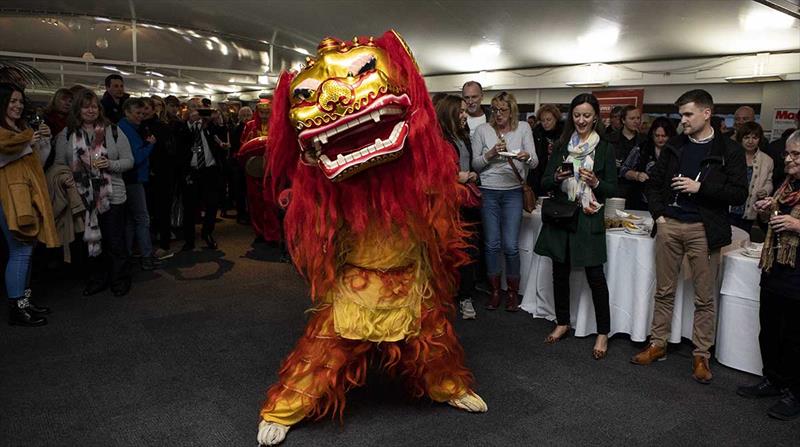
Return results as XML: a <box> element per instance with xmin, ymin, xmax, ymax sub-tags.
<box><xmin>53</xmin><ymin>126</ymin><xmax>133</xmax><ymax>205</ymax></box>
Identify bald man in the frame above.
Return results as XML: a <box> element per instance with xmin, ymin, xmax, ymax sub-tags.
<box><xmin>734</xmin><ymin>106</ymin><xmax>756</xmax><ymax>133</ymax></box>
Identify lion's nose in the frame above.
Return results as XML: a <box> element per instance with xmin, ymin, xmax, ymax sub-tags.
<box><xmin>317</xmin><ymin>79</ymin><xmax>355</xmax><ymax>112</ymax></box>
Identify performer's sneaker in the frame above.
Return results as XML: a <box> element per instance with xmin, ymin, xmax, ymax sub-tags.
<box><xmin>258</xmin><ymin>421</ymin><xmax>289</xmax><ymax>446</ymax></box>
<box><xmin>460</xmin><ymin>298</ymin><xmax>477</xmax><ymax>320</ymax></box>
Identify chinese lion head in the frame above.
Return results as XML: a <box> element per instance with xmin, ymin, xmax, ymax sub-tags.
<box><xmin>268</xmin><ymin>30</ymin><xmax>469</xmax><ymax>300</ymax></box>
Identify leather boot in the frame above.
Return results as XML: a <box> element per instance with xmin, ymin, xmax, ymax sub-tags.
<box><xmin>8</xmin><ymin>300</ymin><xmax>47</xmax><ymax>327</ymax></box>
<box><xmin>692</xmin><ymin>355</ymin><xmax>713</xmax><ymax>384</ymax></box>
<box><xmin>505</xmin><ymin>276</ymin><xmax>520</xmax><ymax>312</ymax></box>
<box><xmin>486</xmin><ymin>275</ymin><xmax>502</xmax><ymax>310</ymax></box>
<box><xmin>23</xmin><ymin>289</ymin><xmax>50</xmax><ymax>315</ymax></box>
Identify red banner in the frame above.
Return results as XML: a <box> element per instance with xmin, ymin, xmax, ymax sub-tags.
<box><xmin>592</xmin><ymin>89</ymin><xmax>645</xmax><ymax>121</ymax></box>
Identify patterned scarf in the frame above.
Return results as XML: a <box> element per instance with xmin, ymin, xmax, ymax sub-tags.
<box><xmin>760</xmin><ymin>178</ymin><xmax>800</xmax><ymax>272</ymax></box>
<box><xmin>70</xmin><ymin>125</ymin><xmax>113</xmax><ymax>257</ymax></box>
<box><xmin>561</xmin><ymin>131</ymin><xmax>602</xmax><ymax>213</ymax></box>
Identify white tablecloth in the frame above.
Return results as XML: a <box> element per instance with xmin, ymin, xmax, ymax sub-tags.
<box><xmin>716</xmin><ymin>249</ymin><xmax>763</xmax><ymax>375</ymax></box>
<box><xmin>519</xmin><ymin>209</ymin><xmax>748</xmax><ymax>343</ymax></box>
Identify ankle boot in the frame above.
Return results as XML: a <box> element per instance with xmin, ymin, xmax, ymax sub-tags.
<box><xmin>8</xmin><ymin>299</ymin><xmax>47</xmax><ymax>327</ymax></box>
<box><xmin>505</xmin><ymin>276</ymin><xmax>520</xmax><ymax>312</ymax></box>
<box><xmin>486</xmin><ymin>275</ymin><xmax>502</xmax><ymax>310</ymax></box>
<box><xmin>23</xmin><ymin>289</ymin><xmax>50</xmax><ymax>315</ymax></box>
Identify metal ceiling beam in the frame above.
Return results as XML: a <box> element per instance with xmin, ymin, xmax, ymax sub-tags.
<box><xmin>753</xmin><ymin>0</ymin><xmax>800</xmax><ymax>20</ymax></box>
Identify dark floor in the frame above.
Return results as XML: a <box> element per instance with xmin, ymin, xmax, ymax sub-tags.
<box><xmin>1</xmin><ymin>219</ymin><xmax>798</xmax><ymax>447</ymax></box>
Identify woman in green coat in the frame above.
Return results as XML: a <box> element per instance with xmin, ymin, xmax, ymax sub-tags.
<box><xmin>533</xmin><ymin>93</ymin><xmax>617</xmax><ymax>359</ymax></box>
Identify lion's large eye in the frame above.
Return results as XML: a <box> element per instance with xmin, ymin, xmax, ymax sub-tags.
<box><xmin>356</xmin><ymin>56</ymin><xmax>376</xmax><ymax>76</ymax></box>
<box><xmin>293</xmin><ymin>88</ymin><xmax>314</xmax><ymax>101</ymax></box>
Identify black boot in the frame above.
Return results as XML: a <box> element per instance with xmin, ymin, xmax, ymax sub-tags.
<box><xmin>8</xmin><ymin>299</ymin><xmax>47</xmax><ymax>327</ymax></box>
<box><xmin>23</xmin><ymin>289</ymin><xmax>50</xmax><ymax>315</ymax></box>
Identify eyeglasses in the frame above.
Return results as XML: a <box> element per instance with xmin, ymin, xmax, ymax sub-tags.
<box><xmin>782</xmin><ymin>150</ymin><xmax>800</xmax><ymax>161</ymax></box>
<box><xmin>492</xmin><ymin>107</ymin><xmax>510</xmax><ymax>114</ymax></box>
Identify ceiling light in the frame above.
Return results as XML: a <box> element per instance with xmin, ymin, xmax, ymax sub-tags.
<box><xmin>294</xmin><ymin>47</ymin><xmax>311</xmax><ymax>56</ymax></box>
<box><xmin>577</xmin><ymin>24</ymin><xmax>620</xmax><ymax>48</ymax></box>
<box><xmin>565</xmin><ymin>80</ymin><xmax>609</xmax><ymax>88</ymax></box>
<box><xmin>257</xmin><ymin>75</ymin><xmax>270</xmax><ymax>85</ymax></box>
<box><xmin>470</xmin><ymin>43</ymin><xmax>501</xmax><ymax>58</ymax></box>
<box><xmin>205</xmin><ymin>40</ymin><xmax>214</xmax><ymax>50</ymax></box>
<box><xmin>81</xmin><ymin>51</ymin><xmax>96</xmax><ymax>61</ymax></box>
<box><xmin>94</xmin><ymin>17</ymin><xmax>112</xmax><ymax>22</ymax></box>
<box><xmin>740</xmin><ymin>8</ymin><xmax>795</xmax><ymax>31</ymax></box>
<box><xmin>219</xmin><ymin>44</ymin><xmax>229</xmax><ymax>56</ymax></box>
<box><xmin>725</xmin><ymin>74</ymin><xmax>786</xmax><ymax>83</ymax></box>
<box><xmin>145</xmin><ymin>70</ymin><xmax>164</xmax><ymax>78</ymax></box>
<box><xmin>102</xmin><ymin>65</ymin><xmax>119</xmax><ymax>72</ymax></box>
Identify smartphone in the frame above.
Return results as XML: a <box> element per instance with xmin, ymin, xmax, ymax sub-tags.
<box><xmin>560</xmin><ymin>162</ymin><xmax>574</xmax><ymax>174</ymax></box>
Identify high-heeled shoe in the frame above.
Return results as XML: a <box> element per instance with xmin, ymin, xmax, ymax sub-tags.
<box><xmin>544</xmin><ymin>325</ymin><xmax>571</xmax><ymax>344</ymax></box>
<box><xmin>592</xmin><ymin>335</ymin><xmax>609</xmax><ymax>360</ymax></box>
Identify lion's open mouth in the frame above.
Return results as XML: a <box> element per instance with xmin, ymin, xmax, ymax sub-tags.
<box><xmin>297</xmin><ymin>94</ymin><xmax>411</xmax><ymax>181</ymax></box>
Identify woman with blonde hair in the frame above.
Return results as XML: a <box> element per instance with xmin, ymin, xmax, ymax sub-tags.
<box><xmin>471</xmin><ymin>91</ymin><xmax>537</xmax><ymax>311</ymax></box>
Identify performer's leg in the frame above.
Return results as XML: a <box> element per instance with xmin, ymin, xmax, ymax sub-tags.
<box><xmin>394</xmin><ymin>304</ymin><xmax>483</xmax><ymax>409</ymax></box>
<box><xmin>260</xmin><ymin>306</ymin><xmax>373</xmax><ymax>426</ymax></box>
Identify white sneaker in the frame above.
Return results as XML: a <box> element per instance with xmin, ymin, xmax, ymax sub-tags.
<box><xmin>460</xmin><ymin>298</ymin><xmax>477</xmax><ymax>320</ymax></box>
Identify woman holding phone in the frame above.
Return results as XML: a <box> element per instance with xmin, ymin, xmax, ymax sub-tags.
<box><xmin>534</xmin><ymin>93</ymin><xmax>617</xmax><ymax>359</ymax></box>
<box><xmin>54</xmin><ymin>89</ymin><xmax>134</xmax><ymax>297</ymax></box>
<box><xmin>0</xmin><ymin>82</ymin><xmax>59</xmax><ymax>326</ymax></box>
<box><xmin>471</xmin><ymin>91</ymin><xmax>537</xmax><ymax>312</ymax></box>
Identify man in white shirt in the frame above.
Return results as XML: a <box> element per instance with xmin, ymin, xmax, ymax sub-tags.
<box><xmin>462</xmin><ymin>81</ymin><xmax>489</xmax><ymax>136</ymax></box>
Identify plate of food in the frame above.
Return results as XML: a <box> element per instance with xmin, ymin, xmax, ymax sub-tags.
<box><xmin>616</xmin><ymin>210</ymin><xmax>645</xmax><ymax>222</ymax></box>
<box><xmin>623</xmin><ymin>220</ymin><xmax>649</xmax><ymax>235</ymax></box>
<box><xmin>741</xmin><ymin>248</ymin><xmax>762</xmax><ymax>259</ymax></box>
<box><xmin>497</xmin><ymin>151</ymin><xmax>518</xmax><ymax>158</ymax></box>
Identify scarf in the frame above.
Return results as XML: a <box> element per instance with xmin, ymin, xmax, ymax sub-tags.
<box><xmin>70</xmin><ymin>125</ymin><xmax>113</xmax><ymax>257</ymax></box>
<box><xmin>561</xmin><ymin>131</ymin><xmax>602</xmax><ymax>213</ymax></box>
<box><xmin>760</xmin><ymin>178</ymin><xmax>800</xmax><ymax>272</ymax></box>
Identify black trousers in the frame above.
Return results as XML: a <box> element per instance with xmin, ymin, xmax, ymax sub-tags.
<box><xmin>552</xmin><ymin>256</ymin><xmax>610</xmax><ymax>334</ymax></box>
<box><xmin>232</xmin><ymin>159</ymin><xmax>248</xmax><ymax>218</ymax></box>
<box><xmin>147</xmin><ymin>172</ymin><xmax>176</xmax><ymax>250</ymax></box>
<box><xmin>182</xmin><ymin>167</ymin><xmax>221</xmax><ymax>242</ymax></box>
<box><xmin>759</xmin><ymin>288</ymin><xmax>800</xmax><ymax>394</ymax></box>
<box><xmin>457</xmin><ymin>207</ymin><xmax>481</xmax><ymax>300</ymax></box>
<box><xmin>90</xmin><ymin>204</ymin><xmax>128</xmax><ymax>286</ymax></box>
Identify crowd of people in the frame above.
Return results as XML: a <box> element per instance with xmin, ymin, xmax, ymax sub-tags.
<box><xmin>1</xmin><ymin>72</ymin><xmax>272</xmax><ymax>323</ymax></box>
<box><xmin>435</xmin><ymin>81</ymin><xmax>800</xmax><ymax>420</ymax></box>
<box><xmin>1</xmin><ymin>66</ymin><xmax>799</xmax><ymax>421</ymax></box>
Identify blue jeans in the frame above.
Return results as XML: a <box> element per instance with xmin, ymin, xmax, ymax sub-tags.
<box><xmin>125</xmin><ymin>183</ymin><xmax>153</xmax><ymax>257</ymax></box>
<box><xmin>480</xmin><ymin>187</ymin><xmax>523</xmax><ymax>278</ymax></box>
<box><xmin>0</xmin><ymin>203</ymin><xmax>34</xmax><ymax>299</ymax></box>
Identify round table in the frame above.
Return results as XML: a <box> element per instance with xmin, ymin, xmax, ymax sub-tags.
<box><xmin>519</xmin><ymin>209</ymin><xmax>748</xmax><ymax>342</ymax></box>
<box><xmin>716</xmin><ymin>248</ymin><xmax>763</xmax><ymax>375</ymax></box>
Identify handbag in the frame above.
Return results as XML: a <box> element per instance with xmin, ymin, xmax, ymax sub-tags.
<box><xmin>462</xmin><ymin>182</ymin><xmax>482</xmax><ymax>208</ymax></box>
<box><xmin>541</xmin><ymin>198</ymin><xmax>579</xmax><ymax>233</ymax></box>
<box><xmin>507</xmin><ymin>157</ymin><xmax>537</xmax><ymax>213</ymax></box>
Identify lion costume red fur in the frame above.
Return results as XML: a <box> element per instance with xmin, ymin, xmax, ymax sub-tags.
<box><xmin>257</xmin><ymin>30</ymin><xmax>486</xmax><ymax>446</ymax></box>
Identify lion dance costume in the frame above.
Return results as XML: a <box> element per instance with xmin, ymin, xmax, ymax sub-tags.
<box><xmin>257</xmin><ymin>30</ymin><xmax>486</xmax><ymax>446</ymax></box>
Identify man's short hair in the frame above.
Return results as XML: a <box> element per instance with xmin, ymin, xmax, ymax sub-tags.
<box><xmin>164</xmin><ymin>95</ymin><xmax>180</xmax><ymax>107</ymax></box>
<box><xmin>620</xmin><ymin>105</ymin><xmax>638</xmax><ymax>121</ymax></box>
<box><xmin>610</xmin><ymin>105</ymin><xmax>623</xmax><ymax>116</ymax></box>
<box><xmin>201</xmin><ymin>98</ymin><xmax>212</xmax><ymax>107</ymax></box>
<box><xmin>104</xmin><ymin>74</ymin><xmax>124</xmax><ymax>88</ymax></box>
<box><xmin>787</xmin><ymin>129</ymin><xmax>800</xmax><ymax>149</ymax></box>
<box><xmin>675</xmin><ymin>89</ymin><xmax>714</xmax><ymax>110</ymax></box>
<box><xmin>461</xmin><ymin>81</ymin><xmax>483</xmax><ymax>93</ymax></box>
<box><xmin>122</xmin><ymin>97</ymin><xmax>146</xmax><ymax>113</ymax></box>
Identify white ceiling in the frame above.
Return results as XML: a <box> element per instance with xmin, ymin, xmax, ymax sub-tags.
<box><xmin>1</xmin><ymin>0</ymin><xmax>798</xmax><ymax>95</ymax></box>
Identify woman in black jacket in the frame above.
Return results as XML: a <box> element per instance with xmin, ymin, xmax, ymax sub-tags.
<box><xmin>529</xmin><ymin>104</ymin><xmax>563</xmax><ymax>196</ymax></box>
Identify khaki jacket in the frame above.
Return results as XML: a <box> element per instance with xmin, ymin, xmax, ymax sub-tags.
<box><xmin>743</xmin><ymin>151</ymin><xmax>774</xmax><ymax>220</ymax></box>
<box><xmin>0</xmin><ymin>128</ymin><xmax>60</xmax><ymax>247</ymax></box>
<box><xmin>46</xmin><ymin>165</ymin><xmax>85</xmax><ymax>261</ymax></box>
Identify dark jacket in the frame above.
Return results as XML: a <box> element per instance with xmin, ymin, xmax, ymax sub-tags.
<box><xmin>100</xmin><ymin>92</ymin><xmax>130</xmax><ymax>124</ymax></box>
<box><xmin>530</xmin><ymin>122</ymin><xmax>563</xmax><ymax>195</ymax></box>
<box><xmin>175</xmin><ymin>120</ymin><xmax>225</xmax><ymax>177</ymax></box>
<box><xmin>143</xmin><ymin>117</ymin><xmax>178</xmax><ymax>180</ymax></box>
<box><xmin>534</xmin><ymin>138</ymin><xmax>617</xmax><ymax>267</ymax></box>
<box><xmin>645</xmin><ymin>132</ymin><xmax>748</xmax><ymax>250</ymax></box>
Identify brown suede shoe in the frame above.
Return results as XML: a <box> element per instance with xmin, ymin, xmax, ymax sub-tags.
<box><xmin>630</xmin><ymin>343</ymin><xmax>667</xmax><ymax>365</ymax></box>
<box><xmin>692</xmin><ymin>355</ymin><xmax>713</xmax><ymax>384</ymax></box>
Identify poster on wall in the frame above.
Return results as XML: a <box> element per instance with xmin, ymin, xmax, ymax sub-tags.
<box><xmin>593</xmin><ymin>89</ymin><xmax>645</xmax><ymax>125</ymax></box>
<box><xmin>771</xmin><ymin>107</ymin><xmax>798</xmax><ymax>142</ymax></box>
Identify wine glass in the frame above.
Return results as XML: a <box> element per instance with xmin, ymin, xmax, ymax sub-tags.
<box><xmin>670</xmin><ymin>173</ymin><xmax>683</xmax><ymax>207</ymax></box>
